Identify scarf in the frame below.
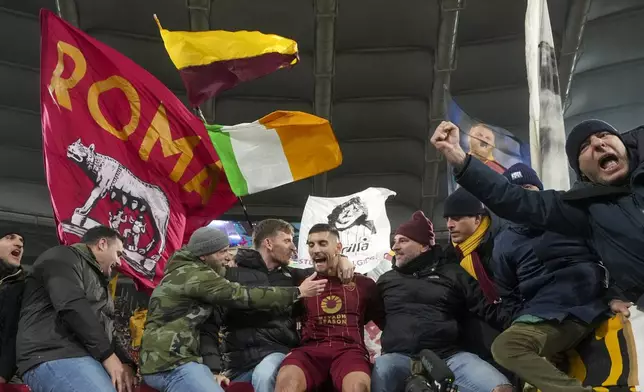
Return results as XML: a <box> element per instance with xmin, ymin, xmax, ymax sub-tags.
<box><xmin>453</xmin><ymin>216</ymin><xmax>500</xmax><ymax>304</ymax></box>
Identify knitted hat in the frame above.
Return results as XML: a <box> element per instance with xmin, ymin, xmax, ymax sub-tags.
<box><xmin>503</xmin><ymin>163</ymin><xmax>543</xmax><ymax>190</ymax></box>
<box><xmin>565</xmin><ymin>119</ymin><xmax>621</xmax><ymax>177</ymax></box>
<box><xmin>186</xmin><ymin>226</ymin><xmax>229</xmax><ymax>257</ymax></box>
<box><xmin>395</xmin><ymin>211</ymin><xmax>435</xmax><ymax>246</ymax></box>
<box><xmin>0</xmin><ymin>227</ymin><xmax>24</xmax><ymax>245</ymax></box>
<box><xmin>443</xmin><ymin>188</ymin><xmax>486</xmax><ymax>218</ymax></box>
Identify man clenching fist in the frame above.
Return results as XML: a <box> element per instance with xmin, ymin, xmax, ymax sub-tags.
<box><xmin>429</xmin><ymin>121</ymin><xmax>468</xmax><ymax>169</ymax></box>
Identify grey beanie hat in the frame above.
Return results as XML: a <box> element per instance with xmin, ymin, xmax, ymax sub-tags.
<box><xmin>186</xmin><ymin>226</ymin><xmax>229</xmax><ymax>257</ymax></box>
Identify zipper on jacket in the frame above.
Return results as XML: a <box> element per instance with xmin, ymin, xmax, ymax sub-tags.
<box><xmin>0</xmin><ymin>268</ymin><xmax>21</xmax><ymax>285</ymax></box>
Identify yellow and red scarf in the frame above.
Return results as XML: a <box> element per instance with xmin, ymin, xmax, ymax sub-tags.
<box><xmin>453</xmin><ymin>216</ymin><xmax>500</xmax><ymax>304</ymax></box>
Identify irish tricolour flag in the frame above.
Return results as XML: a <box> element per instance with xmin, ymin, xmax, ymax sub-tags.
<box><xmin>207</xmin><ymin>111</ymin><xmax>342</xmax><ymax>196</ymax></box>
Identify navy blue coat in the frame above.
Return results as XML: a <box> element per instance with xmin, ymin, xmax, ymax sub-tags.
<box><xmin>493</xmin><ymin>224</ymin><xmax>609</xmax><ymax>323</ymax></box>
<box><xmin>454</xmin><ymin>126</ymin><xmax>644</xmax><ymax>302</ymax></box>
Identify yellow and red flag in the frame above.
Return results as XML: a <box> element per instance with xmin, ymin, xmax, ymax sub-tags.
<box><xmin>155</xmin><ymin>15</ymin><xmax>299</xmax><ymax>106</ymax></box>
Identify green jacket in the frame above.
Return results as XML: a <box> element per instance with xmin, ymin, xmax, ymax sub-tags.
<box><xmin>139</xmin><ymin>248</ymin><xmax>299</xmax><ymax>374</ymax></box>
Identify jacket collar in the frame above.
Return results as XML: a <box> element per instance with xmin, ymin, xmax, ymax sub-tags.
<box><xmin>235</xmin><ymin>248</ymin><xmax>287</xmax><ymax>273</ymax></box>
<box><xmin>393</xmin><ymin>245</ymin><xmax>445</xmax><ymax>275</ymax></box>
<box><xmin>70</xmin><ymin>243</ymin><xmax>109</xmax><ymax>286</ymax></box>
<box><xmin>235</xmin><ymin>248</ymin><xmax>269</xmax><ymax>271</ymax></box>
<box><xmin>0</xmin><ymin>260</ymin><xmax>23</xmax><ymax>285</ymax></box>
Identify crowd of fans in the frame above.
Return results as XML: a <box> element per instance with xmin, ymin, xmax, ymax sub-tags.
<box><xmin>0</xmin><ymin>118</ymin><xmax>641</xmax><ymax>392</ymax></box>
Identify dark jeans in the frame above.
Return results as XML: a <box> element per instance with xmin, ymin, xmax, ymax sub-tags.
<box><xmin>491</xmin><ymin>320</ymin><xmax>593</xmax><ymax>392</ymax></box>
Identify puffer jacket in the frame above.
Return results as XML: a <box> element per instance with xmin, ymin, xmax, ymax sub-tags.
<box><xmin>494</xmin><ymin>224</ymin><xmax>609</xmax><ymax>323</ymax></box>
<box><xmin>139</xmin><ymin>248</ymin><xmax>300</xmax><ymax>375</ymax></box>
<box><xmin>377</xmin><ymin>245</ymin><xmax>512</xmax><ymax>359</ymax></box>
<box><xmin>16</xmin><ymin>244</ymin><xmax>133</xmax><ymax>376</ymax></box>
<box><xmin>0</xmin><ymin>262</ymin><xmax>25</xmax><ymax>381</ymax></box>
<box><xmin>201</xmin><ymin>249</ymin><xmax>311</xmax><ymax>378</ymax></box>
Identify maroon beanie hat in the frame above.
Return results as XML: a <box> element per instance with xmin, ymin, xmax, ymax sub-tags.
<box><xmin>395</xmin><ymin>211</ymin><xmax>435</xmax><ymax>246</ymax></box>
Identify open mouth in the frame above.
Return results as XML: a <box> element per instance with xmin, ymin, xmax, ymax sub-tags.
<box><xmin>67</xmin><ymin>152</ymin><xmax>82</xmax><ymax>162</ymax></box>
<box><xmin>599</xmin><ymin>154</ymin><xmax>619</xmax><ymax>171</ymax></box>
<box><xmin>313</xmin><ymin>255</ymin><xmax>328</xmax><ymax>265</ymax></box>
<box><xmin>10</xmin><ymin>249</ymin><xmax>21</xmax><ymax>258</ymax></box>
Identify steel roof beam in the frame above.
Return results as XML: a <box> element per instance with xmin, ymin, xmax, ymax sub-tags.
<box><xmin>559</xmin><ymin>0</ymin><xmax>592</xmax><ymax>112</ymax></box>
<box><xmin>424</xmin><ymin>0</ymin><xmax>463</xmax><ymax>218</ymax></box>
<box><xmin>311</xmin><ymin>0</ymin><xmax>337</xmax><ymax>197</ymax></box>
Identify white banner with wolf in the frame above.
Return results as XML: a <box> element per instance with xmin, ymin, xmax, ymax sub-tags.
<box><xmin>294</xmin><ymin>187</ymin><xmax>395</xmax><ymax>275</ymax></box>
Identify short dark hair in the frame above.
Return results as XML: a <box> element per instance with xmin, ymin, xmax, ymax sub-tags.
<box><xmin>308</xmin><ymin>223</ymin><xmax>340</xmax><ymax>240</ymax></box>
<box><xmin>252</xmin><ymin>219</ymin><xmax>294</xmax><ymax>249</ymax></box>
<box><xmin>81</xmin><ymin>226</ymin><xmax>124</xmax><ymax>245</ymax></box>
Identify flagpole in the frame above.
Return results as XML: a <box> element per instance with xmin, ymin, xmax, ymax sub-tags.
<box><xmin>192</xmin><ymin>107</ymin><xmax>255</xmax><ymax>229</ymax></box>
<box><xmin>237</xmin><ymin>197</ymin><xmax>254</xmax><ymax>229</ymax></box>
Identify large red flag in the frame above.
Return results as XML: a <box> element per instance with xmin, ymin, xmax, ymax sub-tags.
<box><xmin>40</xmin><ymin>10</ymin><xmax>237</xmax><ymax>291</ymax></box>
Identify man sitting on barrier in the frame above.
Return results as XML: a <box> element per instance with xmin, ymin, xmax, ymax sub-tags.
<box><xmin>490</xmin><ymin>163</ymin><xmax>610</xmax><ymax>392</ymax></box>
<box><xmin>139</xmin><ymin>225</ymin><xmax>326</xmax><ymax>392</ymax></box>
<box><xmin>372</xmin><ymin>211</ymin><xmax>514</xmax><ymax>392</ymax></box>
<box><xmin>17</xmin><ymin>226</ymin><xmax>136</xmax><ymax>392</ymax></box>
<box><xmin>274</xmin><ymin>223</ymin><xmax>384</xmax><ymax>392</ymax></box>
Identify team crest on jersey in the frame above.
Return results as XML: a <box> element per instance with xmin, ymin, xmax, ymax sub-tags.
<box><xmin>321</xmin><ymin>295</ymin><xmax>343</xmax><ymax>314</ymax></box>
<box><xmin>343</xmin><ymin>281</ymin><xmax>356</xmax><ymax>291</ymax></box>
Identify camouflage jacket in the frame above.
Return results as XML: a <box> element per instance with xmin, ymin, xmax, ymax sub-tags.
<box><xmin>139</xmin><ymin>248</ymin><xmax>299</xmax><ymax>375</ymax></box>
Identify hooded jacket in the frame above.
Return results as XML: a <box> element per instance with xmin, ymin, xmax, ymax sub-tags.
<box><xmin>0</xmin><ymin>261</ymin><xmax>25</xmax><ymax>381</ymax></box>
<box><xmin>139</xmin><ymin>248</ymin><xmax>300</xmax><ymax>375</ymax></box>
<box><xmin>493</xmin><ymin>224</ymin><xmax>609</xmax><ymax>323</ymax></box>
<box><xmin>454</xmin><ymin>126</ymin><xmax>644</xmax><ymax>302</ymax></box>
<box><xmin>377</xmin><ymin>245</ymin><xmax>512</xmax><ymax>359</ymax></box>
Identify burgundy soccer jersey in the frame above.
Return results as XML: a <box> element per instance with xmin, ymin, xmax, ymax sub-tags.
<box><xmin>299</xmin><ymin>274</ymin><xmax>382</xmax><ymax>347</ymax></box>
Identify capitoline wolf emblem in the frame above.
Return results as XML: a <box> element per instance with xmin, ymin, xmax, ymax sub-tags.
<box><xmin>61</xmin><ymin>139</ymin><xmax>170</xmax><ymax>279</ymax></box>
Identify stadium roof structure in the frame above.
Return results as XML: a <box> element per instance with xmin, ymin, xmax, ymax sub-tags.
<box><xmin>1</xmin><ymin>0</ymin><xmax>643</xmax><ymax>264</ymax></box>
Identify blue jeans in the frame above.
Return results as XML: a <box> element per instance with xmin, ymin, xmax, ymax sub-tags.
<box><xmin>23</xmin><ymin>356</ymin><xmax>115</xmax><ymax>392</ymax></box>
<box><xmin>372</xmin><ymin>352</ymin><xmax>511</xmax><ymax>392</ymax></box>
<box><xmin>233</xmin><ymin>352</ymin><xmax>286</xmax><ymax>392</ymax></box>
<box><xmin>143</xmin><ymin>362</ymin><xmax>225</xmax><ymax>392</ymax></box>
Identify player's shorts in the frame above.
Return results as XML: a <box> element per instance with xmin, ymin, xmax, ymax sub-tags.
<box><xmin>280</xmin><ymin>344</ymin><xmax>371</xmax><ymax>391</ymax></box>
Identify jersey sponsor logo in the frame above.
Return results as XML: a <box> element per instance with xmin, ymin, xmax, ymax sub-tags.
<box><xmin>321</xmin><ymin>295</ymin><xmax>343</xmax><ymax>314</ymax></box>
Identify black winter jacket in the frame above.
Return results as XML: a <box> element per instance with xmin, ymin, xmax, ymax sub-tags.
<box><xmin>455</xmin><ymin>127</ymin><xmax>644</xmax><ymax>302</ymax></box>
<box><xmin>494</xmin><ymin>225</ymin><xmax>609</xmax><ymax>323</ymax></box>
<box><xmin>16</xmin><ymin>244</ymin><xmax>134</xmax><ymax>375</ymax></box>
<box><xmin>377</xmin><ymin>246</ymin><xmax>512</xmax><ymax>360</ymax></box>
<box><xmin>0</xmin><ymin>262</ymin><xmax>25</xmax><ymax>381</ymax></box>
<box><xmin>201</xmin><ymin>249</ymin><xmax>310</xmax><ymax>378</ymax></box>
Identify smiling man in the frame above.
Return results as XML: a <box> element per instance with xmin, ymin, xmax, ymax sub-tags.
<box><xmin>430</xmin><ymin>119</ymin><xmax>644</xmax><ymax>308</ymax></box>
<box><xmin>17</xmin><ymin>226</ymin><xmax>137</xmax><ymax>392</ymax></box>
<box><xmin>0</xmin><ymin>229</ymin><xmax>25</xmax><ymax>384</ymax></box>
<box><xmin>274</xmin><ymin>223</ymin><xmax>384</xmax><ymax>392</ymax></box>
<box><xmin>372</xmin><ymin>211</ymin><xmax>513</xmax><ymax>392</ymax></box>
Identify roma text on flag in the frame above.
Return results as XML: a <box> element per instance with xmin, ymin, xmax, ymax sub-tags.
<box><xmin>40</xmin><ymin>9</ymin><xmax>237</xmax><ymax>292</ymax></box>
<box><xmin>206</xmin><ymin>111</ymin><xmax>342</xmax><ymax>197</ymax></box>
<box><xmin>155</xmin><ymin>16</ymin><xmax>299</xmax><ymax>107</ymax></box>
